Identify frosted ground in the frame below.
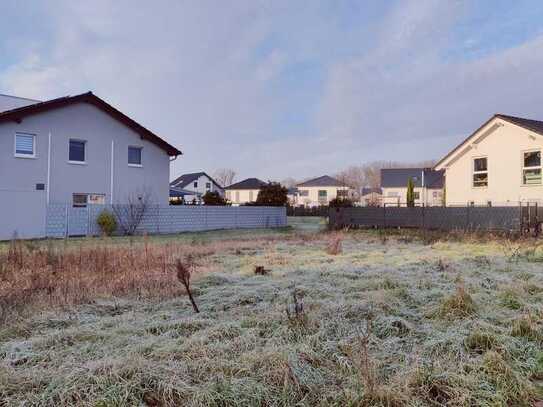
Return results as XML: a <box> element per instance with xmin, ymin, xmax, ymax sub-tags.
<box><xmin>1</xmin><ymin>217</ymin><xmax>542</xmax><ymax>406</ymax></box>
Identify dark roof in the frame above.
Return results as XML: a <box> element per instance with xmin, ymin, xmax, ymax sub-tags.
<box><xmin>361</xmin><ymin>187</ymin><xmax>382</xmax><ymax>195</ymax></box>
<box><xmin>381</xmin><ymin>168</ymin><xmax>444</xmax><ymax>189</ymax></box>
<box><xmin>170</xmin><ymin>172</ymin><xmax>223</xmax><ymax>189</ymax></box>
<box><xmin>435</xmin><ymin>114</ymin><xmax>543</xmax><ymax>169</ymax></box>
<box><xmin>287</xmin><ymin>187</ymin><xmax>299</xmax><ymax>195</ymax></box>
<box><xmin>297</xmin><ymin>175</ymin><xmax>345</xmax><ymax>187</ymax></box>
<box><xmin>225</xmin><ymin>178</ymin><xmax>267</xmax><ymax>190</ymax></box>
<box><xmin>0</xmin><ymin>91</ymin><xmax>182</xmax><ymax>156</ymax></box>
<box><xmin>169</xmin><ymin>187</ymin><xmax>202</xmax><ymax>198</ymax></box>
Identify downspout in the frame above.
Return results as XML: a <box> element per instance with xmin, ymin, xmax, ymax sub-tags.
<box><xmin>421</xmin><ymin>170</ymin><xmax>425</xmax><ymax>206</ymax></box>
<box><xmin>46</xmin><ymin>132</ymin><xmax>51</xmax><ymax>204</ymax></box>
<box><xmin>110</xmin><ymin>140</ymin><xmax>114</xmax><ymax>204</ymax></box>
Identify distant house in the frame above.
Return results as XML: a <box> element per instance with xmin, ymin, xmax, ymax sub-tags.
<box><xmin>360</xmin><ymin>187</ymin><xmax>382</xmax><ymax>207</ymax></box>
<box><xmin>381</xmin><ymin>168</ymin><xmax>444</xmax><ymax>206</ymax></box>
<box><xmin>170</xmin><ymin>171</ymin><xmax>224</xmax><ymax>203</ymax></box>
<box><xmin>225</xmin><ymin>178</ymin><xmax>268</xmax><ymax>205</ymax></box>
<box><xmin>286</xmin><ymin>187</ymin><xmax>299</xmax><ymax>205</ymax></box>
<box><xmin>0</xmin><ymin>92</ymin><xmax>181</xmax><ymax>240</ymax></box>
<box><xmin>295</xmin><ymin>175</ymin><xmax>351</xmax><ymax>207</ymax></box>
<box><xmin>435</xmin><ymin>114</ymin><xmax>543</xmax><ymax>206</ymax></box>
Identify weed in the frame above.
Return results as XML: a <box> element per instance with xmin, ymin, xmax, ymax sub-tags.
<box><xmin>175</xmin><ymin>255</ymin><xmax>200</xmax><ymax>313</ymax></box>
<box><xmin>326</xmin><ymin>233</ymin><xmax>343</xmax><ymax>255</ymax></box>
<box><xmin>464</xmin><ymin>330</ymin><xmax>499</xmax><ymax>353</ymax></box>
<box><xmin>435</xmin><ymin>282</ymin><xmax>477</xmax><ymax>319</ymax></box>
<box><xmin>285</xmin><ymin>287</ymin><xmax>307</xmax><ymax>329</ymax></box>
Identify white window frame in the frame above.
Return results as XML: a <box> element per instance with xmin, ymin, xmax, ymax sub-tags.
<box><xmin>14</xmin><ymin>132</ymin><xmax>36</xmax><ymax>159</ymax></box>
<box><xmin>521</xmin><ymin>149</ymin><xmax>542</xmax><ymax>186</ymax></box>
<box><xmin>472</xmin><ymin>156</ymin><xmax>488</xmax><ymax>188</ymax></box>
<box><xmin>128</xmin><ymin>145</ymin><xmax>143</xmax><ymax>167</ymax></box>
<box><xmin>68</xmin><ymin>139</ymin><xmax>87</xmax><ymax>165</ymax></box>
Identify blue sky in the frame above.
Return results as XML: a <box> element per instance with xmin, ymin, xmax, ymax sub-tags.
<box><xmin>2</xmin><ymin>1</ymin><xmax>543</xmax><ymax>181</ymax></box>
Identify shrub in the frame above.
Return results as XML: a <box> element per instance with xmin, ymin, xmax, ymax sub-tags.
<box><xmin>96</xmin><ymin>210</ymin><xmax>117</xmax><ymax>236</ymax></box>
<box><xmin>255</xmin><ymin>182</ymin><xmax>288</xmax><ymax>206</ymax></box>
<box><xmin>329</xmin><ymin>197</ymin><xmax>354</xmax><ymax>207</ymax></box>
<box><xmin>202</xmin><ymin>191</ymin><xmax>228</xmax><ymax>205</ymax></box>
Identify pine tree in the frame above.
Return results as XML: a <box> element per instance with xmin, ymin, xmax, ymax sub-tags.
<box><xmin>406</xmin><ymin>177</ymin><xmax>415</xmax><ymax>207</ymax></box>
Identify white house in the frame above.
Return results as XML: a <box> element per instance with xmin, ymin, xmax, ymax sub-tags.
<box><xmin>0</xmin><ymin>91</ymin><xmax>181</xmax><ymax>239</ymax></box>
<box><xmin>170</xmin><ymin>172</ymin><xmax>224</xmax><ymax>203</ymax></box>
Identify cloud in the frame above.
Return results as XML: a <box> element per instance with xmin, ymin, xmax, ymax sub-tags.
<box><xmin>1</xmin><ymin>1</ymin><xmax>543</xmax><ymax>180</ymax></box>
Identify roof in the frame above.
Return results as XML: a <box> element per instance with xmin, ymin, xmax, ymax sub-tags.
<box><xmin>225</xmin><ymin>178</ymin><xmax>268</xmax><ymax>190</ymax></box>
<box><xmin>435</xmin><ymin>114</ymin><xmax>543</xmax><ymax>169</ymax></box>
<box><xmin>169</xmin><ymin>187</ymin><xmax>202</xmax><ymax>198</ymax></box>
<box><xmin>170</xmin><ymin>172</ymin><xmax>223</xmax><ymax>189</ymax></box>
<box><xmin>297</xmin><ymin>175</ymin><xmax>345</xmax><ymax>187</ymax></box>
<box><xmin>287</xmin><ymin>187</ymin><xmax>299</xmax><ymax>195</ymax></box>
<box><xmin>0</xmin><ymin>91</ymin><xmax>181</xmax><ymax>156</ymax></box>
<box><xmin>381</xmin><ymin>168</ymin><xmax>444</xmax><ymax>189</ymax></box>
<box><xmin>0</xmin><ymin>94</ymin><xmax>41</xmax><ymax>112</ymax></box>
<box><xmin>361</xmin><ymin>187</ymin><xmax>382</xmax><ymax>195</ymax></box>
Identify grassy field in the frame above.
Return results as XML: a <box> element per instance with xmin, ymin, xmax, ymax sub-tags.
<box><xmin>1</xmin><ymin>218</ymin><xmax>542</xmax><ymax>406</ymax></box>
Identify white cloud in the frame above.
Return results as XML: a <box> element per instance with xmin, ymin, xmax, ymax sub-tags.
<box><xmin>2</xmin><ymin>1</ymin><xmax>543</xmax><ymax>180</ymax></box>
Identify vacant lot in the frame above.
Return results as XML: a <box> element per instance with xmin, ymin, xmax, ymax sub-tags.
<box><xmin>1</xmin><ymin>218</ymin><xmax>542</xmax><ymax>406</ymax></box>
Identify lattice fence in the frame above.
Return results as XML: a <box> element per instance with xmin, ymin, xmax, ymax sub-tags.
<box><xmin>46</xmin><ymin>204</ymin><xmax>287</xmax><ymax>237</ymax></box>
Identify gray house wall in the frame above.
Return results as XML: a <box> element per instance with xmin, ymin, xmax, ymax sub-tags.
<box><xmin>0</xmin><ymin>102</ymin><xmax>172</xmax><ymax>239</ymax></box>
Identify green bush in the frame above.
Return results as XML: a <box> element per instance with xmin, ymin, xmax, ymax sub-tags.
<box><xmin>96</xmin><ymin>210</ymin><xmax>117</xmax><ymax>236</ymax></box>
<box><xmin>202</xmin><ymin>191</ymin><xmax>228</xmax><ymax>205</ymax></box>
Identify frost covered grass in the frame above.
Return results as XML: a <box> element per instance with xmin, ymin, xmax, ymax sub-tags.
<box><xmin>1</xmin><ymin>221</ymin><xmax>543</xmax><ymax>405</ymax></box>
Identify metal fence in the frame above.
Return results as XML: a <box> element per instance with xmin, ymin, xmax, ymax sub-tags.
<box><xmin>287</xmin><ymin>206</ymin><xmax>329</xmax><ymax>217</ymax></box>
<box><xmin>328</xmin><ymin>205</ymin><xmax>539</xmax><ymax>233</ymax></box>
<box><xmin>46</xmin><ymin>204</ymin><xmax>287</xmax><ymax>238</ymax></box>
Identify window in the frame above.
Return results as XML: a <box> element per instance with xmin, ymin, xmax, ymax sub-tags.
<box><xmin>128</xmin><ymin>146</ymin><xmax>142</xmax><ymax>166</ymax></box>
<box><xmin>522</xmin><ymin>150</ymin><xmax>541</xmax><ymax>185</ymax></box>
<box><xmin>249</xmin><ymin>191</ymin><xmax>254</xmax><ymax>201</ymax></box>
<box><xmin>299</xmin><ymin>190</ymin><xmax>309</xmax><ymax>197</ymax></box>
<box><xmin>15</xmin><ymin>133</ymin><xmax>35</xmax><ymax>157</ymax></box>
<box><xmin>473</xmin><ymin>157</ymin><xmax>488</xmax><ymax>187</ymax></box>
<box><xmin>73</xmin><ymin>193</ymin><xmax>105</xmax><ymax>207</ymax></box>
<box><xmin>193</xmin><ymin>182</ymin><xmax>198</xmax><ymax>188</ymax></box>
<box><xmin>318</xmin><ymin>190</ymin><xmax>327</xmax><ymax>203</ymax></box>
<box><xmin>69</xmin><ymin>140</ymin><xmax>86</xmax><ymax>163</ymax></box>
<box><xmin>206</xmin><ymin>182</ymin><xmax>211</xmax><ymax>190</ymax></box>
<box><xmin>235</xmin><ymin>191</ymin><xmax>240</xmax><ymax>202</ymax></box>
<box><xmin>414</xmin><ymin>192</ymin><xmax>420</xmax><ymax>200</ymax></box>
<box><xmin>387</xmin><ymin>191</ymin><xmax>399</xmax><ymax>197</ymax></box>
<box><xmin>73</xmin><ymin>194</ymin><xmax>88</xmax><ymax>207</ymax></box>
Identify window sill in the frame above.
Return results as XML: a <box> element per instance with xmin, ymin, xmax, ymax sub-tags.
<box><xmin>128</xmin><ymin>164</ymin><xmax>143</xmax><ymax>168</ymax></box>
<box><xmin>521</xmin><ymin>183</ymin><xmax>542</xmax><ymax>187</ymax></box>
<box><xmin>68</xmin><ymin>161</ymin><xmax>87</xmax><ymax>166</ymax></box>
<box><xmin>14</xmin><ymin>154</ymin><xmax>37</xmax><ymax>159</ymax></box>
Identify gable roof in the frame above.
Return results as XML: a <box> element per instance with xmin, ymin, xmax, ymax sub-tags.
<box><xmin>0</xmin><ymin>91</ymin><xmax>182</xmax><ymax>156</ymax></box>
<box><xmin>361</xmin><ymin>187</ymin><xmax>382</xmax><ymax>195</ymax></box>
<box><xmin>0</xmin><ymin>93</ymin><xmax>41</xmax><ymax>112</ymax></box>
<box><xmin>297</xmin><ymin>175</ymin><xmax>345</xmax><ymax>188</ymax></box>
<box><xmin>225</xmin><ymin>178</ymin><xmax>268</xmax><ymax>190</ymax></box>
<box><xmin>170</xmin><ymin>172</ymin><xmax>223</xmax><ymax>189</ymax></box>
<box><xmin>381</xmin><ymin>168</ymin><xmax>444</xmax><ymax>189</ymax></box>
<box><xmin>435</xmin><ymin>114</ymin><xmax>543</xmax><ymax>170</ymax></box>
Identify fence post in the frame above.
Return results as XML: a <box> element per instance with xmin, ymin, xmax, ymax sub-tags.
<box><xmin>466</xmin><ymin>202</ymin><xmax>470</xmax><ymax>231</ymax></box>
<box><xmin>383</xmin><ymin>203</ymin><xmax>386</xmax><ymax>228</ymax></box>
<box><xmin>87</xmin><ymin>206</ymin><xmax>91</xmax><ymax>236</ymax></box>
<box><xmin>65</xmin><ymin>204</ymin><xmax>69</xmax><ymax>238</ymax></box>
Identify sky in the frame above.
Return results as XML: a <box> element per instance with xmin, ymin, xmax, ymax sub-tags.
<box><xmin>2</xmin><ymin>0</ymin><xmax>543</xmax><ymax>181</ymax></box>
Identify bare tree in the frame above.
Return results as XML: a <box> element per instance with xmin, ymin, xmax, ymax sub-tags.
<box><xmin>213</xmin><ymin>168</ymin><xmax>237</xmax><ymax>188</ymax></box>
<box><xmin>112</xmin><ymin>191</ymin><xmax>151</xmax><ymax>235</ymax></box>
<box><xmin>281</xmin><ymin>177</ymin><xmax>298</xmax><ymax>188</ymax></box>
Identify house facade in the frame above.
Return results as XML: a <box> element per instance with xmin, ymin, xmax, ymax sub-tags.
<box><xmin>295</xmin><ymin>175</ymin><xmax>351</xmax><ymax>207</ymax></box>
<box><xmin>0</xmin><ymin>92</ymin><xmax>181</xmax><ymax>239</ymax></box>
<box><xmin>381</xmin><ymin>168</ymin><xmax>444</xmax><ymax>206</ymax></box>
<box><xmin>435</xmin><ymin>114</ymin><xmax>543</xmax><ymax>206</ymax></box>
<box><xmin>170</xmin><ymin>172</ymin><xmax>224</xmax><ymax>203</ymax></box>
<box><xmin>225</xmin><ymin>178</ymin><xmax>267</xmax><ymax>205</ymax></box>
<box><xmin>360</xmin><ymin>187</ymin><xmax>382</xmax><ymax>206</ymax></box>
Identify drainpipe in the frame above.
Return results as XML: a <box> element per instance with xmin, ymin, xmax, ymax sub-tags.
<box><xmin>421</xmin><ymin>170</ymin><xmax>425</xmax><ymax>206</ymax></box>
<box><xmin>110</xmin><ymin>140</ymin><xmax>114</xmax><ymax>204</ymax></box>
<box><xmin>46</xmin><ymin>132</ymin><xmax>52</xmax><ymax>205</ymax></box>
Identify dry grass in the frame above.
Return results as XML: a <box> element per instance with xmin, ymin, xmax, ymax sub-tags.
<box><xmin>1</xmin><ymin>222</ymin><xmax>542</xmax><ymax>405</ymax></box>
